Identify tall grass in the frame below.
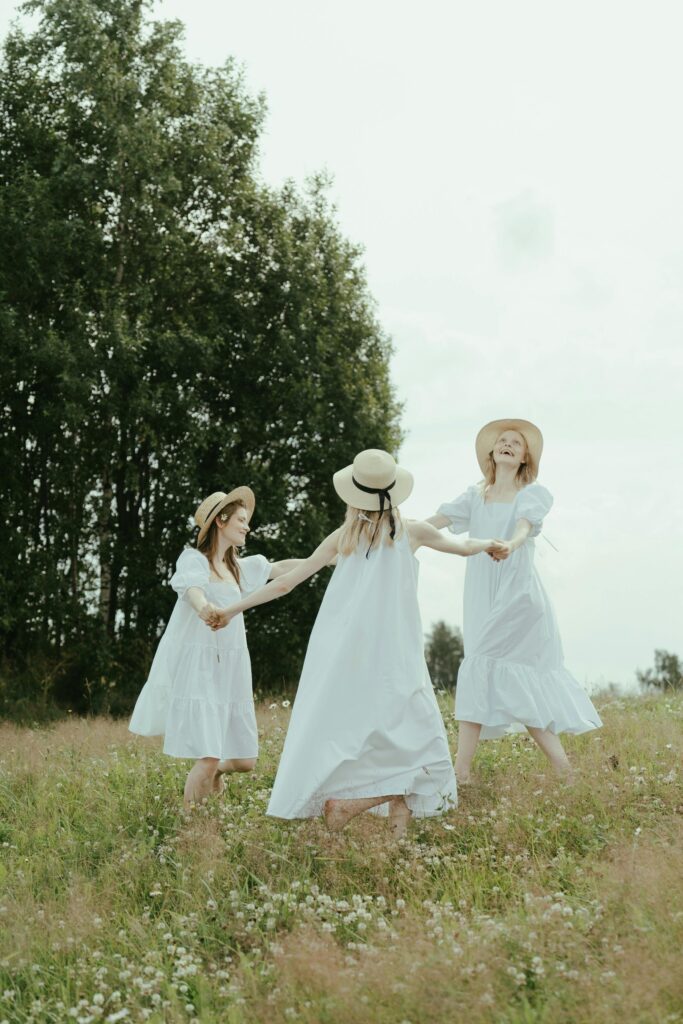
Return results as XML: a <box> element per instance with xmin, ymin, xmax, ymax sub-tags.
<box><xmin>1</xmin><ymin>694</ymin><xmax>682</xmax><ymax>1023</ymax></box>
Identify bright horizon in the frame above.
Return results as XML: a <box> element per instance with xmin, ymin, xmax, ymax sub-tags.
<box><xmin>3</xmin><ymin>0</ymin><xmax>682</xmax><ymax>691</ymax></box>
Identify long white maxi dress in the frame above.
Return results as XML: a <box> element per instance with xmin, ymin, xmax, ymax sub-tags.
<box><xmin>438</xmin><ymin>483</ymin><xmax>602</xmax><ymax>740</ymax></box>
<box><xmin>267</xmin><ymin>529</ymin><xmax>457</xmax><ymax>819</ymax></box>
<box><xmin>129</xmin><ymin>547</ymin><xmax>271</xmax><ymax>759</ymax></box>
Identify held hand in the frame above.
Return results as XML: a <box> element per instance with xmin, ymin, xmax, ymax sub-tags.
<box><xmin>208</xmin><ymin>607</ymin><xmax>237</xmax><ymax>631</ymax></box>
<box><xmin>469</xmin><ymin>537</ymin><xmax>505</xmax><ymax>557</ymax></box>
<box><xmin>487</xmin><ymin>540</ymin><xmax>512</xmax><ymax>561</ymax></box>
<box><xmin>198</xmin><ymin>602</ymin><xmax>218</xmax><ymax>624</ymax></box>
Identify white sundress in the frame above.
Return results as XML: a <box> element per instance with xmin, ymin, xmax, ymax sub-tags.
<box><xmin>438</xmin><ymin>482</ymin><xmax>602</xmax><ymax>740</ymax></box>
<box><xmin>267</xmin><ymin>529</ymin><xmax>457</xmax><ymax>820</ymax></box>
<box><xmin>129</xmin><ymin>547</ymin><xmax>271</xmax><ymax>759</ymax></box>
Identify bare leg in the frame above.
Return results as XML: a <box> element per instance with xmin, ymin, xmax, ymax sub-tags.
<box><xmin>454</xmin><ymin>721</ymin><xmax>482</xmax><ymax>783</ymax></box>
<box><xmin>526</xmin><ymin>727</ymin><xmax>572</xmax><ymax>776</ymax></box>
<box><xmin>216</xmin><ymin>758</ymin><xmax>257</xmax><ymax>774</ymax></box>
<box><xmin>184</xmin><ymin>757</ymin><xmax>220</xmax><ymax>810</ymax></box>
<box><xmin>323</xmin><ymin>794</ymin><xmax>400</xmax><ymax>832</ymax></box>
<box><xmin>387</xmin><ymin>796</ymin><xmax>412</xmax><ymax>838</ymax></box>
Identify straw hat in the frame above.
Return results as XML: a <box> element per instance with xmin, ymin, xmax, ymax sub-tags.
<box><xmin>333</xmin><ymin>449</ymin><xmax>413</xmax><ymax>511</ymax></box>
<box><xmin>194</xmin><ymin>487</ymin><xmax>255</xmax><ymax>545</ymax></box>
<box><xmin>475</xmin><ymin>419</ymin><xmax>543</xmax><ymax>478</ymax></box>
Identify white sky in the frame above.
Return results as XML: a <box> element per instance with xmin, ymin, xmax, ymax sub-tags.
<box><xmin>3</xmin><ymin>0</ymin><xmax>682</xmax><ymax>689</ymax></box>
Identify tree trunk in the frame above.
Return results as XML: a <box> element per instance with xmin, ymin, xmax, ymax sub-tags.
<box><xmin>98</xmin><ymin>469</ymin><xmax>113</xmax><ymax>625</ymax></box>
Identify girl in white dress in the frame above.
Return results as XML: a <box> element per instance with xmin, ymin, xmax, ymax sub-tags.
<box><xmin>129</xmin><ymin>487</ymin><xmax>302</xmax><ymax>809</ymax></box>
<box><xmin>430</xmin><ymin>418</ymin><xmax>602</xmax><ymax>783</ymax></box>
<box><xmin>208</xmin><ymin>450</ymin><xmax>504</xmax><ymax>837</ymax></box>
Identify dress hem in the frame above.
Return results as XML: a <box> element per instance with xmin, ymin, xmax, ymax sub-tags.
<box><xmin>267</xmin><ymin>760</ymin><xmax>457</xmax><ymax>820</ymax></box>
<box><xmin>455</xmin><ymin>653</ymin><xmax>602</xmax><ymax>740</ymax></box>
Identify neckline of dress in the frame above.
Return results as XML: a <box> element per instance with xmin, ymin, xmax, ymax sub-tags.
<box><xmin>195</xmin><ymin>549</ymin><xmax>239</xmax><ymax>585</ymax></box>
<box><xmin>482</xmin><ymin>486</ymin><xmax>524</xmax><ymax>506</ymax></box>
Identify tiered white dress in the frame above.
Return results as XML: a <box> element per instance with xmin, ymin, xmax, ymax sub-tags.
<box><xmin>267</xmin><ymin>529</ymin><xmax>457</xmax><ymax>819</ymax></box>
<box><xmin>438</xmin><ymin>483</ymin><xmax>602</xmax><ymax>739</ymax></box>
<box><xmin>129</xmin><ymin>548</ymin><xmax>271</xmax><ymax>759</ymax></box>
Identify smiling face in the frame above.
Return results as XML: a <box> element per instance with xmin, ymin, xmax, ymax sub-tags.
<box><xmin>217</xmin><ymin>505</ymin><xmax>250</xmax><ymax>548</ymax></box>
<box><xmin>492</xmin><ymin>430</ymin><xmax>528</xmax><ymax>471</ymax></box>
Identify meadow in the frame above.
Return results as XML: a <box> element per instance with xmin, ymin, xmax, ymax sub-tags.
<box><xmin>1</xmin><ymin>693</ymin><xmax>682</xmax><ymax>1024</ymax></box>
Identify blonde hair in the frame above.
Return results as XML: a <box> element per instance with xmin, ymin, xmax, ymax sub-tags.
<box><xmin>197</xmin><ymin>499</ymin><xmax>246</xmax><ymax>583</ymax></box>
<box><xmin>337</xmin><ymin>505</ymin><xmax>403</xmax><ymax>556</ymax></box>
<box><xmin>481</xmin><ymin>430</ymin><xmax>536</xmax><ymax>490</ymax></box>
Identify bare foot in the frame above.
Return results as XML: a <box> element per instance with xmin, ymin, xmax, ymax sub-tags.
<box><xmin>323</xmin><ymin>795</ymin><xmax>400</xmax><ymax>832</ymax></box>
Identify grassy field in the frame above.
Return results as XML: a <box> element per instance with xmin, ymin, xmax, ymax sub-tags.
<box><xmin>1</xmin><ymin>693</ymin><xmax>682</xmax><ymax>1024</ymax></box>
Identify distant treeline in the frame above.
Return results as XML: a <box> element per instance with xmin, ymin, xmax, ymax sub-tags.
<box><xmin>0</xmin><ymin>0</ymin><xmax>401</xmax><ymax>718</ymax></box>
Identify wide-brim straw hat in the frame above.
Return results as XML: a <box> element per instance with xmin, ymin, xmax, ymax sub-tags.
<box><xmin>333</xmin><ymin>449</ymin><xmax>413</xmax><ymax>511</ymax></box>
<box><xmin>475</xmin><ymin>419</ymin><xmax>543</xmax><ymax>479</ymax></box>
<box><xmin>194</xmin><ymin>486</ymin><xmax>255</xmax><ymax>544</ymax></box>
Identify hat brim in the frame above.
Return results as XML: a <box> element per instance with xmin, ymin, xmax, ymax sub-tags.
<box><xmin>197</xmin><ymin>486</ymin><xmax>256</xmax><ymax>544</ymax></box>
<box><xmin>332</xmin><ymin>464</ymin><xmax>414</xmax><ymax>511</ymax></box>
<box><xmin>475</xmin><ymin>419</ymin><xmax>543</xmax><ymax>478</ymax></box>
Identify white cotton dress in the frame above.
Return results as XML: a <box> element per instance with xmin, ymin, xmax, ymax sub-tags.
<box><xmin>266</xmin><ymin>529</ymin><xmax>457</xmax><ymax>820</ymax></box>
<box><xmin>438</xmin><ymin>483</ymin><xmax>602</xmax><ymax>740</ymax></box>
<box><xmin>129</xmin><ymin>548</ymin><xmax>271</xmax><ymax>759</ymax></box>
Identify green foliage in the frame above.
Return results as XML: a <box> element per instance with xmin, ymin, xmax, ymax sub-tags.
<box><xmin>0</xmin><ymin>0</ymin><xmax>402</xmax><ymax>715</ymax></box>
<box><xmin>636</xmin><ymin>649</ymin><xmax>683</xmax><ymax>692</ymax></box>
<box><xmin>425</xmin><ymin>619</ymin><xmax>464</xmax><ymax>690</ymax></box>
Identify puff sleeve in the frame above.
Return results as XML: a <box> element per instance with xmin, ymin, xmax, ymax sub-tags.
<box><xmin>170</xmin><ymin>548</ymin><xmax>210</xmax><ymax>599</ymax></box>
<box><xmin>437</xmin><ymin>485</ymin><xmax>477</xmax><ymax>535</ymax></box>
<box><xmin>515</xmin><ymin>483</ymin><xmax>553</xmax><ymax>538</ymax></box>
<box><xmin>238</xmin><ymin>554</ymin><xmax>271</xmax><ymax>595</ymax></box>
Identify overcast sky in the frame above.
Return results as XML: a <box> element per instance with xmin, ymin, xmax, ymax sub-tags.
<box><xmin>4</xmin><ymin>0</ymin><xmax>682</xmax><ymax>689</ymax></box>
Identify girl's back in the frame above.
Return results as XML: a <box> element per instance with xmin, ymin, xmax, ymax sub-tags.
<box><xmin>308</xmin><ymin>526</ymin><xmax>427</xmax><ymax>703</ymax></box>
<box><xmin>266</xmin><ymin>523</ymin><xmax>458</xmax><ymax>821</ymax></box>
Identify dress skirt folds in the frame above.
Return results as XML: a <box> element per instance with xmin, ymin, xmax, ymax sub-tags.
<box><xmin>438</xmin><ymin>483</ymin><xmax>602</xmax><ymax>740</ymax></box>
<box><xmin>266</xmin><ymin>530</ymin><xmax>457</xmax><ymax>820</ymax></box>
<box><xmin>129</xmin><ymin>548</ymin><xmax>271</xmax><ymax>759</ymax></box>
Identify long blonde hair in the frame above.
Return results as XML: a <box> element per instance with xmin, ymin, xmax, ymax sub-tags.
<box><xmin>481</xmin><ymin>430</ymin><xmax>536</xmax><ymax>490</ymax></box>
<box><xmin>337</xmin><ymin>505</ymin><xmax>404</xmax><ymax>556</ymax></box>
<box><xmin>197</xmin><ymin>499</ymin><xmax>245</xmax><ymax>583</ymax></box>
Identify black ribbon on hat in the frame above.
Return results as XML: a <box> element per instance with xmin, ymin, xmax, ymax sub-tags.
<box><xmin>193</xmin><ymin>497</ymin><xmax>225</xmax><ymax>547</ymax></box>
<box><xmin>352</xmin><ymin>476</ymin><xmax>397</xmax><ymax>557</ymax></box>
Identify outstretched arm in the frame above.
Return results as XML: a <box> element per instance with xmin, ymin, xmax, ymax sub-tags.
<box><xmin>268</xmin><ymin>553</ymin><xmax>336</xmax><ymax>579</ymax></box>
<box><xmin>408</xmin><ymin>520</ymin><xmax>505</xmax><ymax>557</ymax></box>
<box><xmin>185</xmin><ymin>587</ymin><xmax>219</xmax><ymax>623</ymax></box>
<box><xmin>210</xmin><ymin>530</ymin><xmax>341</xmax><ymax>628</ymax></box>
<box><xmin>268</xmin><ymin>558</ymin><xmax>304</xmax><ymax>579</ymax></box>
<box><xmin>425</xmin><ymin>514</ymin><xmax>451</xmax><ymax>530</ymax></box>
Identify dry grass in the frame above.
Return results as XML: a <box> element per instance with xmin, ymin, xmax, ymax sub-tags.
<box><xmin>0</xmin><ymin>716</ymin><xmax>136</xmax><ymax>771</ymax></box>
<box><xmin>0</xmin><ymin>693</ymin><xmax>682</xmax><ymax>1024</ymax></box>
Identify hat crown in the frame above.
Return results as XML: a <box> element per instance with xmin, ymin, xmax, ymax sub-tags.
<box><xmin>352</xmin><ymin>449</ymin><xmax>397</xmax><ymax>490</ymax></box>
<box><xmin>194</xmin><ymin>491</ymin><xmax>227</xmax><ymax>528</ymax></box>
